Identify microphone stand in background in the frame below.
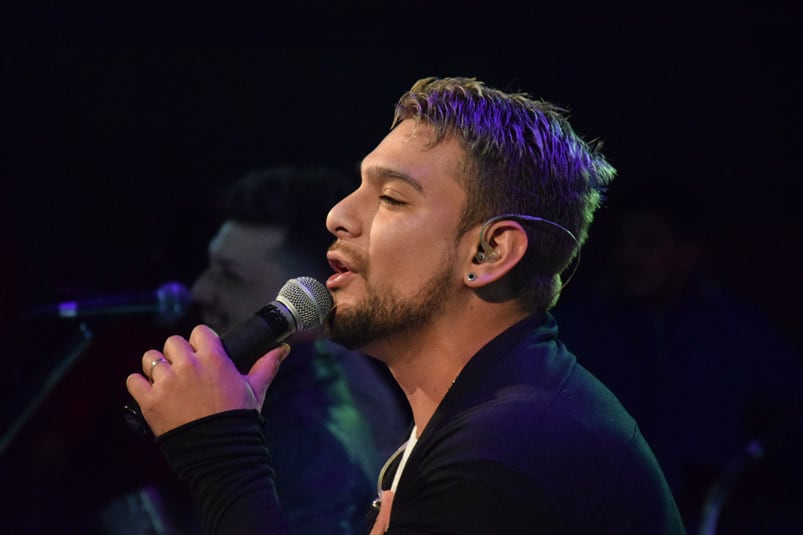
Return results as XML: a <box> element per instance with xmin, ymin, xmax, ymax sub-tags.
<box><xmin>0</xmin><ymin>322</ymin><xmax>94</xmax><ymax>457</ymax></box>
<box><xmin>698</xmin><ymin>420</ymin><xmax>803</xmax><ymax>534</ymax></box>
<box><xmin>1</xmin><ymin>281</ymin><xmax>192</xmax><ymax>452</ymax></box>
<box><xmin>697</xmin><ymin>438</ymin><xmax>765</xmax><ymax>535</ymax></box>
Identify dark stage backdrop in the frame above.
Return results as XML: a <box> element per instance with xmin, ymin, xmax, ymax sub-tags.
<box><xmin>2</xmin><ymin>1</ymin><xmax>802</xmax><ymax>328</ymax></box>
<box><xmin>4</xmin><ymin>3</ymin><xmax>801</xmax><ymax>337</ymax></box>
<box><xmin>2</xmin><ymin>5</ymin><xmax>801</xmax><ymax>370</ymax></box>
<box><xmin>1</xmin><ymin>2</ymin><xmax>801</xmax><ymax>532</ymax></box>
<box><xmin>3</xmin><ymin>0</ymin><xmax>801</xmax><ymax>394</ymax></box>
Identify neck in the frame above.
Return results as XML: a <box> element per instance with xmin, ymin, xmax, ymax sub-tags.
<box><xmin>372</xmin><ymin>300</ymin><xmax>527</xmax><ymax>435</ymax></box>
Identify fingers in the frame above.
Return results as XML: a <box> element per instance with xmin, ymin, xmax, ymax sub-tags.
<box><xmin>126</xmin><ymin>371</ymin><xmax>151</xmax><ymax>401</ymax></box>
<box><xmin>141</xmin><ymin>349</ymin><xmax>172</xmax><ymax>382</ymax></box>
<box><xmin>139</xmin><ymin>330</ymin><xmax>206</xmax><ymax>381</ymax></box>
<box><xmin>125</xmin><ymin>324</ymin><xmax>290</xmax><ymax>437</ymax></box>
<box><xmin>188</xmin><ymin>324</ymin><xmax>222</xmax><ymax>356</ymax></box>
<box><xmin>150</xmin><ymin>357</ymin><xmax>170</xmax><ymax>375</ymax></box>
<box><xmin>162</xmin><ymin>333</ymin><xmax>196</xmax><ymax>366</ymax></box>
<box><xmin>247</xmin><ymin>343</ymin><xmax>291</xmax><ymax>398</ymax></box>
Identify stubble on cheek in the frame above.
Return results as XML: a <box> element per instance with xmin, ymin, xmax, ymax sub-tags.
<box><xmin>324</xmin><ymin>259</ymin><xmax>454</xmax><ymax>350</ymax></box>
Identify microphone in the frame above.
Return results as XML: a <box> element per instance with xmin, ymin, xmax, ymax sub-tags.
<box><xmin>123</xmin><ymin>276</ymin><xmax>333</xmax><ymax>435</ymax></box>
<box><xmin>221</xmin><ymin>276</ymin><xmax>333</xmax><ymax>372</ymax></box>
<box><xmin>32</xmin><ymin>282</ymin><xmax>191</xmax><ymax>324</ymax></box>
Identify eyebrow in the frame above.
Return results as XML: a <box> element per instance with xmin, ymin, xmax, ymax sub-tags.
<box><xmin>361</xmin><ymin>164</ymin><xmax>424</xmax><ymax>194</ymax></box>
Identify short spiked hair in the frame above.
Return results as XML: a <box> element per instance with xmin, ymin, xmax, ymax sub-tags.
<box><xmin>393</xmin><ymin>77</ymin><xmax>615</xmax><ymax>312</ymax></box>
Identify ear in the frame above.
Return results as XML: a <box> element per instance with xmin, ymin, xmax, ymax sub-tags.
<box><xmin>462</xmin><ymin>219</ymin><xmax>529</xmax><ymax>288</ymax></box>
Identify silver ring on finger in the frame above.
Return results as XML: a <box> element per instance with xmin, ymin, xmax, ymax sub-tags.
<box><xmin>150</xmin><ymin>357</ymin><xmax>170</xmax><ymax>376</ymax></box>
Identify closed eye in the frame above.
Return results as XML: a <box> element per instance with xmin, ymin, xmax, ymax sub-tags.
<box><xmin>379</xmin><ymin>195</ymin><xmax>406</xmax><ymax>207</ymax></box>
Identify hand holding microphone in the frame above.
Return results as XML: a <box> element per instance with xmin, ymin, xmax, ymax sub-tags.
<box><xmin>124</xmin><ymin>277</ymin><xmax>333</xmax><ymax>437</ymax></box>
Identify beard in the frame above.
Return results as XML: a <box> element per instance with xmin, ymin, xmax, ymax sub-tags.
<box><xmin>325</xmin><ymin>252</ymin><xmax>455</xmax><ymax>352</ymax></box>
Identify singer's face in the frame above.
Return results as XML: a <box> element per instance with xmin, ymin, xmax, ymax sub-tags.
<box><xmin>324</xmin><ymin>119</ymin><xmax>475</xmax><ymax>355</ymax></box>
<box><xmin>191</xmin><ymin>221</ymin><xmax>289</xmax><ymax>333</ymax></box>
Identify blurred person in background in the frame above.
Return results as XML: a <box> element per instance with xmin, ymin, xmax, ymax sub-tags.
<box><xmin>554</xmin><ymin>177</ymin><xmax>803</xmax><ymax>532</ymax></box>
<box><xmin>101</xmin><ymin>165</ymin><xmax>410</xmax><ymax>534</ymax></box>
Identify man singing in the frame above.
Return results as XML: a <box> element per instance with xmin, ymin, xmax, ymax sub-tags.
<box><xmin>128</xmin><ymin>76</ymin><xmax>684</xmax><ymax>534</ymax></box>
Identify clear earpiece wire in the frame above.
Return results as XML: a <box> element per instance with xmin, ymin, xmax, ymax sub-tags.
<box><xmin>477</xmin><ymin>213</ymin><xmax>582</xmax><ymax>295</ymax></box>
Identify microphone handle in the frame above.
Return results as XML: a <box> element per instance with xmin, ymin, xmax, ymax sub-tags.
<box><xmin>122</xmin><ymin>302</ymin><xmax>294</xmax><ymax>436</ymax></box>
<box><xmin>222</xmin><ymin>303</ymin><xmax>294</xmax><ymax>373</ymax></box>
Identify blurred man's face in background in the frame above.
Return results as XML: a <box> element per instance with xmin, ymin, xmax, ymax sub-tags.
<box><xmin>613</xmin><ymin>209</ymin><xmax>699</xmax><ymax>306</ymax></box>
<box><xmin>191</xmin><ymin>220</ymin><xmax>289</xmax><ymax>334</ymax></box>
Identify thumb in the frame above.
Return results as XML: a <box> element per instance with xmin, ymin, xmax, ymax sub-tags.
<box><xmin>247</xmin><ymin>343</ymin><xmax>291</xmax><ymax>402</ymax></box>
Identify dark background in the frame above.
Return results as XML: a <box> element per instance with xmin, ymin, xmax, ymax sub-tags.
<box><xmin>0</xmin><ymin>1</ymin><xmax>801</xmax><ymax>529</ymax></box>
<box><xmin>3</xmin><ymin>2</ymin><xmax>801</xmax><ymax>325</ymax></box>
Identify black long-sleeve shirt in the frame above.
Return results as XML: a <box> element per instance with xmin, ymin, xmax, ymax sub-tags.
<box><xmin>160</xmin><ymin>314</ymin><xmax>685</xmax><ymax>534</ymax></box>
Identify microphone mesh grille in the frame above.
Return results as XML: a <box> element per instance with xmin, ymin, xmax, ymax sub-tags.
<box><xmin>278</xmin><ymin>277</ymin><xmax>333</xmax><ymax>330</ymax></box>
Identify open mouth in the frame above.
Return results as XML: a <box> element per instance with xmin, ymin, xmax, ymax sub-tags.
<box><xmin>329</xmin><ymin>257</ymin><xmax>350</xmax><ymax>274</ymax></box>
<box><xmin>326</xmin><ymin>253</ymin><xmax>355</xmax><ymax>291</ymax></box>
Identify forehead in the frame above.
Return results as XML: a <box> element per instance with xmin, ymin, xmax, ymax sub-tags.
<box><xmin>209</xmin><ymin>220</ymin><xmax>287</xmax><ymax>261</ymax></box>
<box><xmin>361</xmin><ymin>119</ymin><xmax>467</xmax><ymax>193</ymax></box>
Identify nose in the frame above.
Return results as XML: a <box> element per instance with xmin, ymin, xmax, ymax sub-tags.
<box><xmin>326</xmin><ymin>188</ymin><xmax>362</xmax><ymax>239</ymax></box>
<box><xmin>190</xmin><ymin>268</ymin><xmax>215</xmax><ymax>307</ymax></box>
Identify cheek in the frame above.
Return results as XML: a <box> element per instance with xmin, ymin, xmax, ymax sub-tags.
<box><xmin>367</xmin><ymin>223</ymin><xmax>417</xmax><ymax>269</ymax></box>
<box><xmin>224</xmin><ymin>292</ymin><xmax>268</xmax><ymax>326</ymax></box>
<box><xmin>219</xmin><ymin>279</ymin><xmax>270</xmax><ymax>313</ymax></box>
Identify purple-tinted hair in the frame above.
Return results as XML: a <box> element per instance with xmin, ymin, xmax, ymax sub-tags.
<box><xmin>393</xmin><ymin>77</ymin><xmax>616</xmax><ymax>312</ymax></box>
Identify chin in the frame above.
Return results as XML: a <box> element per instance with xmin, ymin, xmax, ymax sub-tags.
<box><xmin>201</xmin><ymin>315</ymin><xmax>227</xmax><ymax>334</ymax></box>
<box><xmin>323</xmin><ymin>309</ymin><xmax>362</xmax><ymax>350</ymax></box>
